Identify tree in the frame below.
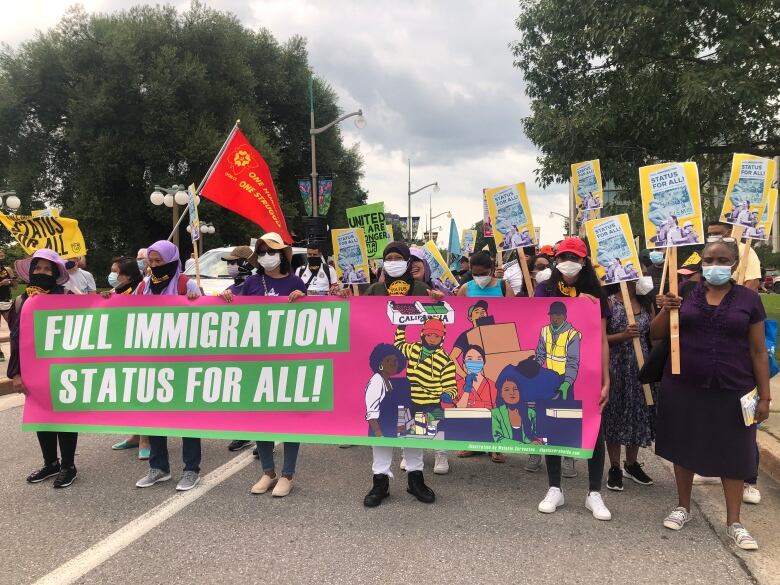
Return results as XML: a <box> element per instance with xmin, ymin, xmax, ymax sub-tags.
<box><xmin>512</xmin><ymin>0</ymin><xmax>780</xmax><ymax>235</ymax></box>
<box><xmin>0</xmin><ymin>2</ymin><xmax>366</xmax><ymax>274</ymax></box>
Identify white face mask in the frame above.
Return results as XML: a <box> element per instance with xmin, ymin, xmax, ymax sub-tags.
<box><xmin>473</xmin><ymin>275</ymin><xmax>492</xmax><ymax>288</ymax></box>
<box><xmin>384</xmin><ymin>260</ymin><xmax>408</xmax><ymax>278</ymax></box>
<box><xmin>227</xmin><ymin>264</ymin><xmax>240</xmax><ymax>278</ymax></box>
<box><xmin>535</xmin><ymin>267</ymin><xmax>552</xmax><ymax>284</ymax></box>
<box><xmin>258</xmin><ymin>254</ymin><xmax>281</xmax><ymax>271</ymax></box>
<box><xmin>556</xmin><ymin>261</ymin><xmax>583</xmax><ymax>278</ymax></box>
<box><xmin>635</xmin><ymin>275</ymin><xmax>654</xmax><ymax>296</ymax></box>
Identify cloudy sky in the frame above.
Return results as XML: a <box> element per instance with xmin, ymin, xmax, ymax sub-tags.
<box><xmin>1</xmin><ymin>1</ymin><xmax>570</xmax><ymax>246</ymax></box>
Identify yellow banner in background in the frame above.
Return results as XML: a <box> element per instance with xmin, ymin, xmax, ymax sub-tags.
<box><xmin>331</xmin><ymin>228</ymin><xmax>370</xmax><ymax>284</ymax></box>
<box><xmin>745</xmin><ymin>188</ymin><xmax>778</xmax><ymax>241</ymax></box>
<box><xmin>639</xmin><ymin>162</ymin><xmax>703</xmax><ymax>249</ymax></box>
<box><xmin>0</xmin><ymin>212</ymin><xmax>86</xmax><ymax>259</ymax></box>
<box><xmin>585</xmin><ymin>214</ymin><xmax>642</xmax><ymax>285</ymax></box>
<box><xmin>419</xmin><ymin>241</ymin><xmax>460</xmax><ymax>294</ymax></box>
<box><xmin>720</xmin><ymin>154</ymin><xmax>777</xmax><ymax>231</ymax></box>
<box><xmin>484</xmin><ymin>182</ymin><xmax>535</xmax><ymax>252</ymax></box>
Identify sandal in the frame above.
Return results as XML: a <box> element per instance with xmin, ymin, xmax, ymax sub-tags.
<box><xmin>111</xmin><ymin>440</ymin><xmax>139</xmax><ymax>450</ymax></box>
<box><xmin>456</xmin><ymin>451</ymin><xmax>477</xmax><ymax>458</ymax></box>
<box><xmin>489</xmin><ymin>452</ymin><xmax>506</xmax><ymax>463</ymax></box>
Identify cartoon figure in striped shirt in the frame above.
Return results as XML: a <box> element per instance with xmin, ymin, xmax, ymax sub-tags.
<box><xmin>393</xmin><ymin>318</ymin><xmax>457</xmax><ymax>416</ymax></box>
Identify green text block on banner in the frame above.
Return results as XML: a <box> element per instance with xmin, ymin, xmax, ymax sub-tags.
<box><xmin>346</xmin><ymin>202</ymin><xmax>390</xmax><ymax>259</ymax></box>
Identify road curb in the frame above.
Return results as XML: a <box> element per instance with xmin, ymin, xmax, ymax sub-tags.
<box><xmin>0</xmin><ymin>377</ymin><xmax>15</xmax><ymax>396</ymax></box>
<box><xmin>758</xmin><ymin>428</ymin><xmax>780</xmax><ymax>484</ymax></box>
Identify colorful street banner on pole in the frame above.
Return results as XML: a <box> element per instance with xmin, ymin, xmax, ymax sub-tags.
<box><xmin>0</xmin><ymin>212</ymin><xmax>86</xmax><ymax>259</ymax></box>
<box><xmin>187</xmin><ymin>184</ymin><xmax>200</xmax><ymax>243</ymax></box>
<box><xmin>482</xmin><ymin>189</ymin><xmax>493</xmax><ymax>237</ymax></box>
<box><xmin>461</xmin><ymin>229</ymin><xmax>477</xmax><ymax>255</ymax></box>
<box><xmin>297</xmin><ymin>178</ymin><xmax>313</xmax><ymax>216</ymax></box>
<box><xmin>21</xmin><ymin>295</ymin><xmax>604</xmax><ymax>457</ymax></box>
<box><xmin>571</xmin><ymin>160</ymin><xmax>603</xmax><ymax>212</ymax></box>
<box><xmin>346</xmin><ymin>202</ymin><xmax>390</xmax><ymax>260</ymax></box>
<box><xmin>745</xmin><ymin>188</ymin><xmax>778</xmax><ymax>241</ymax></box>
<box><xmin>585</xmin><ymin>214</ymin><xmax>641</xmax><ymax>285</ymax></box>
<box><xmin>639</xmin><ymin>162</ymin><xmax>704</xmax><ymax>249</ymax></box>
<box><xmin>318</xmin><ymin>176</ymin><xmax>333</xmax><ymax>216</ymax></box>
<box><xmin>485</xmin><ymin>182</ymin><xmax>535</xmax><ymax>251</ymax></box>
<box><xmin>720</xmin><ymin>154</ymin><xmax>777</xmax><ymax>230</ymax></box>
<box><xmin>331</xmin><ymin>228</ymin><xmax>370</xmax><ymax>284</ymax></box>
<box><xmin>420</xmin><ymin>241</ymin><xmax>460</xmax><ymax>295</ymax></box>
<box><xmin>201</xmin><ymin>127</ymin><xmax>292</xmax><ymax>243</ymax></box>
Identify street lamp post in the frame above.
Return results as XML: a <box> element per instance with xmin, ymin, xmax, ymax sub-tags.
<box><xmin>186</xmin><ymin>222</ymin><xmax>215</xmax><ymax>255</ymax></box>
<box><xmin>309</xmin><ymin>78</ymin><xmax>365</xmax><ymax>218</ymax></box>
<box><xmin>150</xmin><ymin>185</ymin><xmax>196</xmax><ymax>247</ymax></box>
<box><xmin>0</xmin><ymin>191</ymin><xmax>22</xmax><ymax>214</ymax></box>
<box><xmin>407</xmin><ymin>159</ymin><xmax>439</xmax><ymax>242</ymax></box>
<box><xmin>549</xmin><ymin>211</ymin><xmax>570</xmax><ymax>236</ymax></box>
<box><xmin>429</xmin><ymin>203</ymin><xmax>452</xmax><ymax>243</ymax></box>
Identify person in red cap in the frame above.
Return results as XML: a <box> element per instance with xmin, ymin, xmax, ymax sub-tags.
<box><xmin>532</xmin><ymin>237</ymin><xmax>612</xmax><ymax>521</ymax></box>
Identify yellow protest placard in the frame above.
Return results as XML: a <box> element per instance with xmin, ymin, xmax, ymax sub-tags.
<box><xmin>571</xmin><ymin>160</ymin><xmax>603</xmax><ymax>213</ymax></box>
<box><xmin>484</xmin><ymin>182</ymin><xmax>535</xmax><ymax>251</ymax></box>
<box><xmin>639</xmin><ymin>162</ymin><xmax>703</xmax><ymax>249</ymax></box>
<box><xmin>585</xmin><ymin>214</ymin><xmax>642</xmax><ymax>285</ymax></box>
<box><xmin>720</xmin><ymin>154</ymin><xmax>777</xmax><ymax>231</ymax></box>
<box><xmin>420</xmin><ymin>241</ymin><xmax>460</xmax><ymax>294</ymax></box>
<box><xmin>331</xmin><ymin>228</ymin><xmax>370</xmax><ymax>284</ymax></box>
<box><xmin>461</xmin><ymin>229</ymin><xmax>477</xmax><ymax>254</ymax></box>
<box><xmin>744</xmin><ymin>188</ymin><xmax>778</xmax><ymax>241</ymax></box>
<box><xmin>386</xmin><ymin>224</ymin><xmax>394</xmax><ymax>241</ymax></box>
<box><xmin>0</xmin><ymin>212</ymin><xmax>86</xmax><ymax>259</ymax></box>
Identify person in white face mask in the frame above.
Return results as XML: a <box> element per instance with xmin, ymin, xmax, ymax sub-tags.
<box><xmin>456</xmin><ymin>252</ymin><xmax>514</xmax><ymax>299</ymax></box>
<box><xmin>533</xmin><ymin>237</ymin><xmax>612</xmax><ymax>522</ymax></box>
<box><xmin>602</xmin><ymin>276</ymin><xmax>658</xmax><ymax>493</ymax></box>
<box><xmin>223</xmin><ymin>245</ymin><xmax>256</xmax><ymax>293</ymax></box>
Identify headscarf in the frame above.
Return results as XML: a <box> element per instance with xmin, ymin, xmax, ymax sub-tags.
<box><xmin>144</xmin><ymin>240</ymin><xmax>182</xmax><ymax>295</ymax></box>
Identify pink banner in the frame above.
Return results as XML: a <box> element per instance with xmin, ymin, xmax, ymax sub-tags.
<box><xmin>21</xmin><ymin>294</ymin><xmax>602</xmax><ymax>457</ymax></box>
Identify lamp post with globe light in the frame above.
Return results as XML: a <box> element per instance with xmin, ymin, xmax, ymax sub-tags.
<box><xmin>186</xmin><ymin>222</ymin><xmax>216</xmax><ymax>256</ymax></box>
<box><xmin>0</xmin><ymin>191</ymin><xmax>22</xmax><ymax>214</ymax></box>
<box><xmin>309</xmin><ymin>77</ymin><xmax>365</xmax><ymax>218</ymax></box>
<box><xmin>149</xmin><ymin>185</ymin><xmax>199</xmax><ymax>247</ymax></box>
<box><xmin>407</xmin><ymin>159</ymin><xmax>439</xmax><ymax>242</ymax></box>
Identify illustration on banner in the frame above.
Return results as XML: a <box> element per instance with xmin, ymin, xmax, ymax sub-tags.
<box><xmin>363</xmin><ymin>299</ymin><xmax>584</xmax><ymax>449</ymax></box>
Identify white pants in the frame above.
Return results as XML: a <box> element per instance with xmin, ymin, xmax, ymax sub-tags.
<box><xmin>372</xmin><ymin>447</ymin><xmax>424</xmax><ymax>476</ymax></box>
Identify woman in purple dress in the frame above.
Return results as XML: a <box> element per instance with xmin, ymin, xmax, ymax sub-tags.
<box><xmin>652</xmin><ymin>238</ymin><xmax>770</xmax><ymax>550</ymax></box>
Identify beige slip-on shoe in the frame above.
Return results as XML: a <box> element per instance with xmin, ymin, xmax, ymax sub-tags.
<box><xmin>250</xmin><ymin>474</ymin><xmax>278</xmax><ymax>494</ymax></box>
<box><xmin>272</xmin><ymin>477</ymin><xmax>294</xmax><ymax>497</ymax></box>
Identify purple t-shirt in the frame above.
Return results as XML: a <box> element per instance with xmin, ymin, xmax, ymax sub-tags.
<box><xmin>534</xmin><ymin>281</ymin><xmax>610</xmax><ymax>319</ymax></box>
<box><xmin>235</xmin><ymin>273</ymin><xmax>307</xmax><ymax>297</ymax></box>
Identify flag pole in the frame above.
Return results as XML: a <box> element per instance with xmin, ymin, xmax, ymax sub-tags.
<box><xmin>168</xmin><ymin>121</ymin><xmax>240</xmax><ymax>242</ymax></box>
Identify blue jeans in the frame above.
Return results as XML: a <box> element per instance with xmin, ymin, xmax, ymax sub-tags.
<box><xmin>257</xmin><ymin>441</ymin><xmax>300</xmax><ymax>476</ymax></box>
<box><xmin>149</xmin><ymin>436</ymin><xmax>201</xmax><ymax>473</ymax></box>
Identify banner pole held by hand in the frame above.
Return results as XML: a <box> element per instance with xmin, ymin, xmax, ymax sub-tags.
<box><xmin>669</xmin><ymin>246</ymin><xmax>681</xmax><ymax>375</ymax></box>
<box><xmin>620</xmin><ymin>280</ymin><xmax>653</xmax><ymax>406</ymax></box>
<box><xmin>659</xmin><ymin>250</ymin><xmax>669</xmax><ymax>294</ymax></box>
<box><xmin>737</xmin><ymin>238</ymin><xmax>752</xmax><ymax>285</ymax></box>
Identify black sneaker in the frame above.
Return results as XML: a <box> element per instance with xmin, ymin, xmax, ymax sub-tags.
<box><xmin>252</xmin><ymin>448</ymin><xmax>259</xmax><ymax>459</ymax></box>
<box><xmin>228</xmin><ymin>440</ymin><xmax>251</xmax><ymax>452</ymax></box>
<box><xmin>606</xmin><ymin>465</ymin><xmax>623</xmax><ymax>491</ymax></box>
<box><xmin>53</xmin><ymin>466</ymin><xmax>77</xmax><ymax>488</ymax></box>
<box><xmin>624</xmin><ymin>461</ymin><xmax>653</xmax><ymax>485</ymax></box>
<box><xmin>27</xmin><ymin>461</ymin><xmax>60</xmax><ymax>483</ymax></box>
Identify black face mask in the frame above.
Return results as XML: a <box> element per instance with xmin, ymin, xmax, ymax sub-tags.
<box><xmin>151</xmin><ymin>260</ymin><xmax>178</xmax><ymax>280</ymax></box>
<box><xmin>29</xmin><ymin>272</ymin><xmax>58</xmax><ymax>291</ymax></box>
<box><xmin>307</xmin><ymin>256</ymin><xmax>322</xmax><ymax>271</ymax></box>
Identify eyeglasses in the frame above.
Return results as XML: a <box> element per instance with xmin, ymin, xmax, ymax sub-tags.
<box><xmin>706</xmin><ymin>236</ymin><xmax>736</xmax><ymax>244</ymax></box>
<box><xmin>533</xmin><ymin>264</ymin><xmax>549</xmax><ymax>271</ymax></box>
<box><xmin>255</xmin><ymin>249</ymin><xmax>278</xmax><ymax>257</ymax></box>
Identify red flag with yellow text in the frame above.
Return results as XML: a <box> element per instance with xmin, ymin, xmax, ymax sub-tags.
<box><xmin>200</xmin><ymin>128</ymin><xmax>292</xmax><ymax>243</ymax></box>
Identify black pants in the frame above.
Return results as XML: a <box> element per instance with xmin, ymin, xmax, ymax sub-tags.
<box><xmin>546</xmin><ymin>429</ymin><xmax>605</xmax><ymax>492</ymax></box>
<box><xmin>747</xmin><ymin>444</ymin><xmax>759</xmax><ymax>485</ymax></box>
<box><xmin>37</xmin><ymin>431</ymin><xmax>78</xmax><ymax>467</ymax></box>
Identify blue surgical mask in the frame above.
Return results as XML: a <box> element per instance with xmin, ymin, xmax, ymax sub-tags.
<box><xmin>465</xmin><ymin>360</ymin><xmax>484</xmax><ymax>375</ymax></box>
<box><xmin>702</xmin><ymin>265</ymin><xmax>733</xmax><ymax>285</ymax></box>
<box><xmin>137</xmin><ymin>260</ymin><xmax>146</xmax><ymax>271</ymax></box>
<box><xmin>649</xmin><ymin>251</ymin><xmax>664</xmax><ymax>265</ymax></box>
<box><xmin>108</xmin><ymin>272</ymin><xmax>119</xmax><ymax>287</ymax></box>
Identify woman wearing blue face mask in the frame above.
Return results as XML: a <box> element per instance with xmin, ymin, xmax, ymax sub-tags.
<box><xmin>107</xmin><ymin>257</ymin><xmax>144</xmax><ymax>295</ymax></box>
<box><xmin>652</xmin><ymin>238</ymin><xmax>770</xmax><ymax>550</ymax></box>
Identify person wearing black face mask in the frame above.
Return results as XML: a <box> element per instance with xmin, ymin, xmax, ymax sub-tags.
<box><xmin>0</xmin><ymin>248</ymin><xmax>16</xmax><ymax>361</ymax></box>
<box><xmin>9</xmin><ymin>249</ymin><xmax>79</xmax><ymax>488</ymax></box>
<box><xmin>296</xmin><ymin>243</ymin><xmax>337</xmax><ymax>296</ymax></box>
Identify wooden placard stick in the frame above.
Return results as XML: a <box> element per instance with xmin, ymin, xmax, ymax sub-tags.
<box><xmin>737</xmin><ymin>238</ymin><xmax>752</xmax><ymax>285</ymax></box>
<box><xmin>352</xmin><ymin>283</ymin><xmax>360</xmax><ymax>297</ymax></box>
<box><xmin>518</xmin><ymin>250</ymin><xmax>535</xmax><ymax>298</ymax></box>
<box><xmin>668</xmin><ymin>246</ymin><xmax>681</xmax><ymax>374</ymax></box>
<box><xmin>619</xmin><ymin>280</ymin><xmax>654</xmax><ymax>406</ymax></box>
<box><xmin>659</xmin><ymin>249</ymin><xmax>669</xmax><ymax>294</ymax></box>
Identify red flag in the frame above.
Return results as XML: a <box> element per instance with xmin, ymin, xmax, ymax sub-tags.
<box><xmin>200</xmin><ymin>128</ymin><xmax>293</xmax><ymax>243</ymax></box>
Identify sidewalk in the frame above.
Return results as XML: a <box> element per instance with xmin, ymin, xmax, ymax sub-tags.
<box><xmin>756</xmin><ymin>376</ymin><xmax>780</xmax><ymax>483</ymax></box>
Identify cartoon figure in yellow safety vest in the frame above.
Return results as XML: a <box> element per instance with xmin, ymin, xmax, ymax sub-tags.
<box><xmin>534</xmin><ymin>301</ymin><xmax>580</xmax><ymax>400</ymax></box>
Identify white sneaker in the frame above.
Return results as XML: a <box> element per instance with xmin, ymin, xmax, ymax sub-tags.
<box><xmin>400</xmin><ymin>457</ymin><xmax>407</xmax><ymax>471</ymax></box>
<box><xmin>433</xmin><ymin>453</ymin><xmax>449</xmax><ymax>474</ymax></box>
<box><xmin>743</xmin><ymin>484</ymin><xmax>761</xmax><ymax>504</ymax></box>
<box><xmin>585</xmin><ymin>491</ymin><xmax>611</xmax><ymax>521</ymax></box>
<box><xmin>692</xmin><ymin>474</ymin><xmax>719</xmax><ymax>485</ymax></box>
<box><xmin>728</xmin><ymin>522</ymin><xmax>758</xmax><ymax>550</ymax></box>
<box><xmin>538</xmin><ymin>487</ymin><xmax>564</xmax><ymax>514</ymax></box>
<box><xmin>663</xmin><ymin>506</ymin><xmax>691</xmax><ymax>530</ymax></box>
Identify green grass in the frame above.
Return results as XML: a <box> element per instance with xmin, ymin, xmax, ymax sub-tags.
<box><xmin>763</xmin><ymin>294</ymin><xmax>780</xmax><ymax>324</ymax></box>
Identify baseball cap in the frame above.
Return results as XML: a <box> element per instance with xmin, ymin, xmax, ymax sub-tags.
<box><xmin>222</xmin><ymin>245</ymin><xmax>254</xmax><ymax>261</ymax></box>
<box><xmin>555</xmin><ymin>238</ymin><xmax>588</xmax><ymax>258</ymax></box>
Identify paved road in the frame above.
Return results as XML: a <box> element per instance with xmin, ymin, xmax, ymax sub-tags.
<box><xmin>0</xmin><ymin>393</ymin><xmax>776</xmax><ymax>585</ymax></box>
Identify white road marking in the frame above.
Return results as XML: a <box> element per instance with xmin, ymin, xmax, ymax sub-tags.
<box><xmin>0</xmin><ymin>393</ymin><xmax>24</xmax><ymax>411</ymax></box>
<box><xmin>31</xmin><ymin>450</ymin><xmax>256</xmax><ymax>585</ymax></box>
